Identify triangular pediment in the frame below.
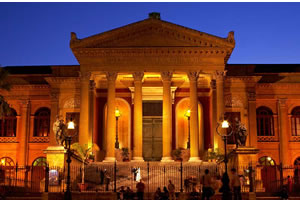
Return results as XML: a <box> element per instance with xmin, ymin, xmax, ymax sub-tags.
<box><xmin>70</xmin><ymin>18</ymin><xmax>235</xmax><ymax>49</ymax></box>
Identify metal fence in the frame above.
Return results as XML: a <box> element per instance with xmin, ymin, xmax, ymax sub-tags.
<box><xmin>1</xmin><ymin>162</ymin><xmax>300</xmax><ymax>195</ymax></box>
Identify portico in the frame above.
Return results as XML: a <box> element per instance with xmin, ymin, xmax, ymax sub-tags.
<box><xmin>69</xmin><ymin>13</ymin><xmax>235</xmax><ymax>161</ymax></box>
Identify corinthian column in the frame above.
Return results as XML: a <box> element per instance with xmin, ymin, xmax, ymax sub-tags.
<box><xmin>278</xmin><ymin>99</ymin><xmax>289</xmax><ymax>166</ymax></box>
<box><xmin>161</xmin><ymin>71</ymin><xmax>173</xmax><ymax>161</ymax></box>
<box><xmin>104</xmin><ymin>72</ymin><xmax>118</xmax><ymax>161</ymax></box>
<box><xmin>215</xmin><ymin>70</ymin><xmax>226</xmax><ymax>152</ymax></box>
<box><xmin>187</xmin><ymin>71</ymin><xmax>200</xmax><ymax>161</ymax></box>
<box><xmin>79</xmin><ymin>72</ymin><xmax>91</xmax><ymax>146</ymax></box>
<box><xmin>132</xmin><ymin>72</ymin><xmax>144</xmax><ymax>161</ymax></box>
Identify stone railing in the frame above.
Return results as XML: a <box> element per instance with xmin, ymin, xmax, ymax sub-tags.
<box><xmin>257</xmin><ymin>136</ymin><xmax>278</xmax><ymax>142</ymax></box>
<box><xmin>29</xmin><ymin>136</ymin><xmax>49</xmax><ymax>143</ymax></box>
<box><xmin>0</xmin><ymin>137</ymin><xmax>18</xmax><ymax>143</ymax></box>
<box><xmin>290</xmin><ymin>136</ymin><xmax>300</xmax><ymax>142</ymax></box>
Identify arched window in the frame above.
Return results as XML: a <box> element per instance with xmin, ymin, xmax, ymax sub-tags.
<box><xmin>0</xmin><ymin>109</ymin><xmax>17</xmax><ymax>137</ymax></box>
<box><xmin>34</xmin><ymin>108</ymin><xmax>50</xmax><ymax>137</ymax></box>
<box><xmin>291</xmin><ymin>107</ymin><xmax>300</xmax><ymax>136</ymax></box>
<box><xmin>32</xmin><ymin>157</ymin><xmax>47</xmax><ymax>166</ymax></box>
<box><xmin>259</xmin><ymin>156</ymin><xmax>276</xmax><ymax>166</ymax></box>
<box><xmin>0</xmin><ymin>157</ymin><xmax>14</xmax><ymax>166</ymax></box>
<box><xmin>256</xmin><ymin>107</ymin><xmax>274</xmax><ymax>136</ymax></box>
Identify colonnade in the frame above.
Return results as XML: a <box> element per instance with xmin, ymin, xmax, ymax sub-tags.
<box><xmin>77</xmin><ymin>70</ymin><xmax>226</xmax><ymax>161</ymax></box>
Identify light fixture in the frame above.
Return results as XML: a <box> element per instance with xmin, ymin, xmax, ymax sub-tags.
<box><xmin>184</xmin><ymin>109</ymin><xmax>191</xmax><ymax>118</ymax></box>
<box><xmin>67</xmin><ymin>118</ymin><xmax>75</xmax><ymax>130</ymax></box>
<box><xmin>185</xmin><ymin>108</ymin><xmax>191</xmax><ymax>149</ymax></box>
<box><xmin>115</xmin><ymin>108</ymin><xmax>121</xmax><ymax>118</ymax></box>
<box><xmin>221</xmin><ymin>120</ymin><xmax>229</xmax><ymax>128</ymax></box>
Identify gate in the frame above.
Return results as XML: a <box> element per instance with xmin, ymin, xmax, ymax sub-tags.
<box><xmin>260</xmin><ymin>165</ymin><xmax>277</xmax><ymax>192</ymax></box>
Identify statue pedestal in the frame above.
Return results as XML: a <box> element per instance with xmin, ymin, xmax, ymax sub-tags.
<box><xmin>231</xmin><ymin>147</ymin><xmax>259</xmax><ymax>167</ymax></box>
<box><xmin>44</xmin><ymin>146</ymin><xmax>66</xmax><ymax>168</ymax></box>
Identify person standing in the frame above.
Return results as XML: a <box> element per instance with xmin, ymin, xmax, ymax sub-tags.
<box><xmin>201</xmin><ymin>169</ymin><xmax>214</xmax><ymax>200</ymax></box>
<box><xmin>168</xmin><ymin>180</ymin><xmax>176</xmax><ymax>200</ymax></box>
<box><xmin>136</xmin><ymin>179</ymin><xmax>145</xmax><ymax>200</ymax></box>
<box><xmin>231</xmin><ymin>168</ymin><xmax>242</xmax><ymax>200</ymax></box>
<box><xmin>104</xmin><ymin>169</ymin><xmax>111</xmax><ymax>191</ymax></box>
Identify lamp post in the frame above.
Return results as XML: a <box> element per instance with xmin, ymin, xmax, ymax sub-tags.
<box><xmin>115</xmin><ymin>108</ymin><xmax>121</xmax><ymax>149</ymax></box>
<box><xmin>63</xmin><ymin>119</ymin><xmax>76</xmax><ymax>200</ymax></box>
<box><xmin>184</xmin><ymin>109</ymin><xmax>191</xmax><ymax>149</ymax></box>
<box><xmin>216</xmin><ymin>118</ymin><xmax>233</xmax><ymax>199</ymax></box>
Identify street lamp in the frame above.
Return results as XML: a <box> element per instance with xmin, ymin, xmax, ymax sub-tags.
<box><xmin>115</xmin><ymin>108</ymin><xmax>121</xmax><ymax>149</ymax></box>
<box><xmin>216</xmin><ymin>118</ymin><xmax>233</xmax><ymax>199</ymax></box>
<box><xmin>63</xmin><ymin>118</ymin><xmax>77</xmax><ymax>200</ymax></box>
<box><xmin>184</xmin><ymin>109</ymin><xmax>191</xmax><ymax>149</ymax></box>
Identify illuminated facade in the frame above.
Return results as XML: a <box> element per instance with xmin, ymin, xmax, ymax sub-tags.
<box><xmin>1</xmin><ymin>13</ymin><xmax>300</xmax><ymax>166</ymax></box>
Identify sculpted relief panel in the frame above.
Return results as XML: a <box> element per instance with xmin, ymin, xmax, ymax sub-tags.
<box><xmin>63</xmin><ymin>97</ymin><xmax>81</xmax><ymax>109</ymax></box>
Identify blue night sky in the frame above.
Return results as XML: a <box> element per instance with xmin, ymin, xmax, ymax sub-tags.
<box><xmin>1</xmin><ymin>2</ymin><xmax>300</xmax><ymax>66</ymax></box>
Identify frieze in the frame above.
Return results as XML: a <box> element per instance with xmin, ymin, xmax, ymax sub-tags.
<box><xmin>12</xmin><ymin>85</ymin><xmax>50</xmax><ymax>90</ymax></box>
<box><xmin>225</xmin><ymin>94</ymin><xmax>243</xmax><ymax>108</ymax></box>
<box><xmin>29</xmin><ymin>137</ymin><xmax>49</xmax><ymax>143</ymax></box>
<box><xmin>0</xmin><ymin>137</ymin><xmax>18</xmax><ymax>143</ymax></box>
<box><xmin>63</xmin><ymin>97</ymin><xmax>81</xmax><ymax>109</ymax></box>
<box><xmin>79</xmin><ymin>72</ymin><xmax>91</xmax><ymax>81</ymax></box>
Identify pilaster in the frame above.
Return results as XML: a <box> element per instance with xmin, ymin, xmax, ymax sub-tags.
<box><xmin>248</xmin><ymin>92</ymin><xmax>258</xmax><ymax>148</ymax></box>
<box><xmin>18</xmin><ymin>100</ymin><xmax>30</xmax><ymax>165</ymax></box>
<box><xmin>278</xmin><ymin>98</ymin><xmax>289</xmax><ymax>166</ymax></box>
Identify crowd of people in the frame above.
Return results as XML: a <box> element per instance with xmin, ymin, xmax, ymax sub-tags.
<box><xmin>115</xmin><ymin>168</ymin><xmax>246</xmax><ymax>200</ymax></box>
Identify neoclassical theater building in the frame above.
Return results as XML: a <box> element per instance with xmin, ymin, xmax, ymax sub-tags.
<box><xmin>1</xmin><ymin>13</ymin><xmax>300</xmax><ymax>167</ymax></box>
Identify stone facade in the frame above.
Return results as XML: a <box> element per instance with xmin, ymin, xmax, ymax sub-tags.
<box><xmin>0</xmin><ymin>14</ymin><xmax>300</xmax><ymax>167</ymax></box>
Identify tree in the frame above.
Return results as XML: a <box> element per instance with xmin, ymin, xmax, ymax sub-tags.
<box><xmin>71</xmin><ymin>143</ymin><xmax>99</xmax><ymax>184</ymax></box>
<box><xmin>0</xmin><ymin>68</ymin><xmax>11</xmax><ymax>119</ymax></box>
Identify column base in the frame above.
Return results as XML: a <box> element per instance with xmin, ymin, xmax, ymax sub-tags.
<box><xmin>161</xmin><ymin>157</ymin><xmax>174</xmax><ymax>162</ymax></box>
<box><xmin>103</xmin><ymin>157</ymin><xmax>116</xmax><ymax>162</ymax></box>
<box><xmin>188</xmin><ymin>157</ymin><xmax>202</xmax><ymax>162</ymax></box>
<box><xmin>131</xmin><ymin>157</ymin><xmax>144</xmax><ymax>162</ymax></box>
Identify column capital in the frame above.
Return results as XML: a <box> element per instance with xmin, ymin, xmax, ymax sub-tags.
<box><xmin>133</xmin><ymin>72</ymin><xmax>144</xmax><ymax>82</ymax></box>
<box><xmin>161</xmin><ymin>71</ymin><xmax>173</xmax><ymax>82</ymax></box>
<box><xmin>210</xmin><ymin>80</ymin><xmax>216</xmax><ymax>90</ymax></box>
<box><xmin>215</xmin><ymin>70</ymin><xmax>227</xmax><ymax>80</ymax></box>
<box><xmin>20</xmin><ymin>99</ymin><xmax>30</xmax><ymax>108</ymax></box>
<box><xmin>278</xmin><ymin>98</ymin><xmax>287</xmax><ymax>107</ymax></box>
<box><xmin>80</xmin><ymin>72</ymin><xmax>91</xmax><ymax>81</ymax></box>
<box><xmin>89</xmin><ymin>80</ymin><xmax>96</xmax><ymax>91</ymax></box>
<box><xmin>105</xmin><ymin>72</ymin><xmax>118</xmax><ymax>81</ymax></box>
<box><xmin>187</xmin><ymin>71</ymin><xmax>199</xmax><ymax>82</ymax></box>
<box><xmin>248</xmin><ymin>92</ymin><xmax>256</xmax><ymax>101</ymax></box>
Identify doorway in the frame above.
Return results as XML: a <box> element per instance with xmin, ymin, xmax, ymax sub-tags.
<box><xmin>142</xmin><ymin>101</ymin><xmax>162</xmax><ymax>161</ymax></box>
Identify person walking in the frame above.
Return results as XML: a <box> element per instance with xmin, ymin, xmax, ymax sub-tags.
<box><xmin>136</xmin><ymin>179</ymin><xmax>145</xmax><ymax>200</ymax></box>
<box><xmin>168</xmin><ymin>180</ymin><xmax>176</xmax><ymax>200</ymax></box>
<box><xmin>231</xmin><ymin>168</ymin><xmax>242</xmax><ymax>200</ymax></box>
<box><xmin>201</xmin><ymin>169</ymin><xmax>214</xmax><ymax>200</ymax></box>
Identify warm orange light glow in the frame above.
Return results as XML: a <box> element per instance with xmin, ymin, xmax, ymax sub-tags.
<box><xmin>267</xmin><ymin>156</ymin><xmax>272</xmax><ymax>161</ymax></box>
<box><xmin>68</xmin><ymin>120</ymin><xmax>75</xmax><ymax>130</ymax></box>
<box><xmin>221</xmin><ymin>120</ymin><xmax>229</xmax><ymax>128</ymax></box>
<box><xmin>0</xmin><ymin>159</ymin><xmax>5</xmax><ymax>166</ymax></box>
<box><xmin>184</xmin><ymin>109</ymin><xmax>191</xmax><ymax>118</ymax></box>
<box><xmin>115</xmin><ymin>108</ymin><xmax>121</xmax><ymax>118</ymax></box>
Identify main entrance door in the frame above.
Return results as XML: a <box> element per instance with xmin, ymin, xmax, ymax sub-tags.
<box><xmin>143</xmin><ymin>117</ymin><xmax>162</xmax><ymax>161</ymax></box>
<box><xmin>142</xmin><ymin>101</ymin><xmax>163</xmax><ymax>161</ymax></box>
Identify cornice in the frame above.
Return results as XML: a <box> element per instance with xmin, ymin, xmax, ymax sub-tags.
<box><xmin>73</xmin><ymin>47</ymin><xmax>231</xmax><ymax>58</ymax></box>
<box><xmin>257</xmin><ymin>83</ymin><xmax>300</xmax><ymax>89</ymax></box>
